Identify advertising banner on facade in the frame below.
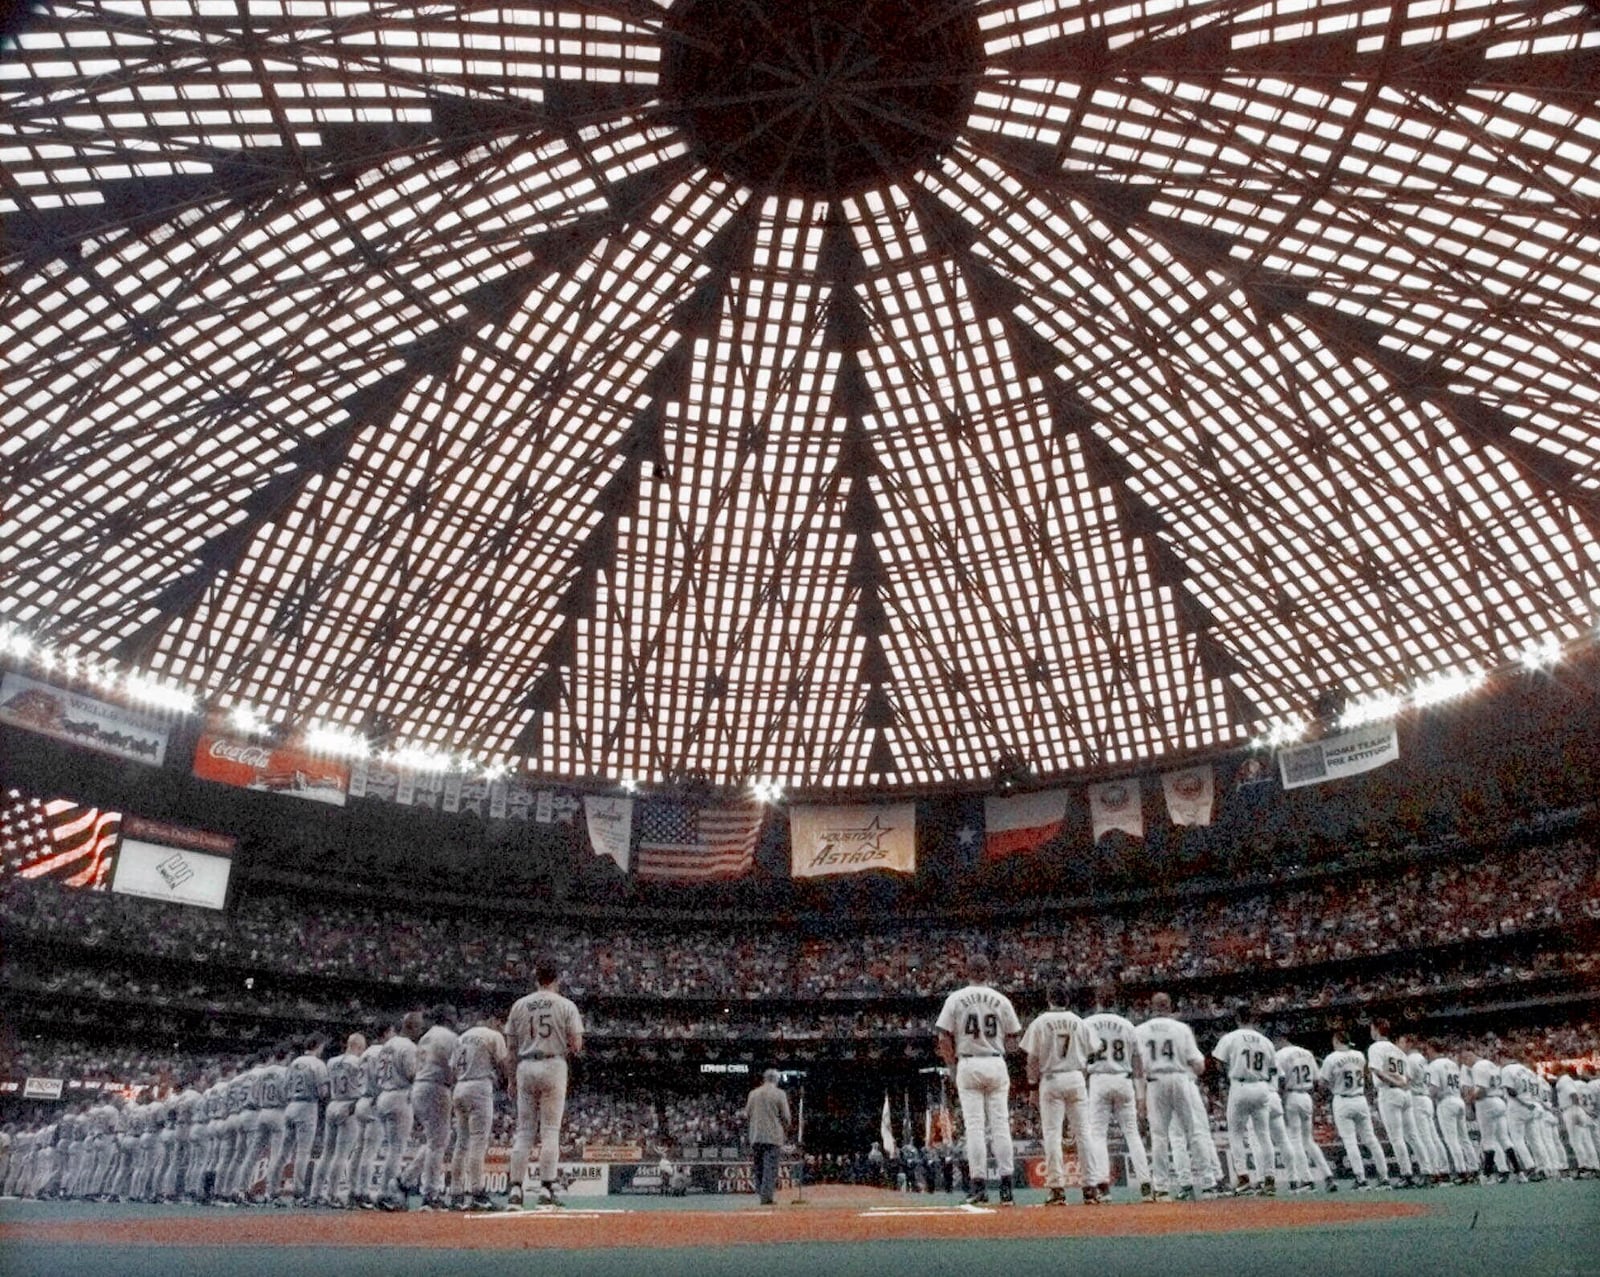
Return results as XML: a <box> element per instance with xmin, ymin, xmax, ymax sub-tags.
<box><xmin>1277</xmin><ymin>722</ymin><xmax>1399</xmax><ymax>790</ymax></box>
<box><xmin>109</xmin><ymin>815</ymin><xmax>235</xmax><ymax>911</ymax></box>
<box><xmin>193</xmin><ymin>732</ymin><xmax>351</xmax><ymax>805</ymax></box>
<box><xmin>0</xmin><ymin>671</ymin><xmax>170</xmax><ymax>765</ymax></box>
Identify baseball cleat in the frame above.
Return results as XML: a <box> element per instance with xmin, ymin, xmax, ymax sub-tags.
<box><xmin>1262</xmin><ymin>1177</ymin><xmax>1276</xmax><ymax>1197</ymax></box>
<box><xmin>506</xmin><ymin>1185</ymin><xmax>524</xmax><ymax>1208</ymax></box>
<box><xmin>1140</xmin><ymin>1182</ymin><xmax>1154</xmax><ymax>1201</ymax></box>
<box><xmin>963</xmin><ymin>1188</ymin><xmax>989</xmax><ymax>1206</ymax></box>
<box><xmin>997</xmin><ymin>1176</ymin><xmax>1015</xmax><ymax>1206</ymax></box>
<box><xmin>1044</xmin><ymin>1188</ymin><xmax>1067</xmax><ymax>1206</ymax></box>
<box><xmin>1174</xmin><ymin>1186</ymin><xmax>1195</xmax><ymax>1202</ymax></box>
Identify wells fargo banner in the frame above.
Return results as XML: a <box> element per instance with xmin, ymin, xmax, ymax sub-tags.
<box><xmin>0</xmin><ymin>671</ymin><xmax>170</xmax><ymax>765</ymax></box>
<box><xmin>789</xmin><ymin>802</ymin><xmax>916</xmax><ymax>879</ymax></box>
<box><xmin>193</xmin><ymin>732</ymin><xmax>351</xmax><ymax>806</ymax></box>
<box><xmin>1277</xmin><ymin>722</ymin><xmax>1399</xmax><ymax>790</ymax></box>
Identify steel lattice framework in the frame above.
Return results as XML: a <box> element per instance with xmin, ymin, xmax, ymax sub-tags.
<box><xmin>2</xmin><ymin>0</ymin><xmax>1599</xmax><ymax>791</ymax></box>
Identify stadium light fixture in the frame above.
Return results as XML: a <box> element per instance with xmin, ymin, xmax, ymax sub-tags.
<box><xmin>1338</xmin><ymin>691</ymin><xmax>1405</xmax><ymax>730</ymax></box>
<box><xmin>751</xmin><ymin>778</ymin><xmax>786</xmax><ymax>805</ymax></box>
<box><xmin>305</xmin><ymin>722</ymin><xmax>371</xmax><ymax>758</ymax></box>
<box><xmin>0</xmin><ymin>625</ymin><xmax>30</xmax><ymax>661</ymax></box>
<box><xmin>1411</xmin><ymin>666</ymin><xmax>1485</xmax><ymax>709</ymax></box>
<box><xmin>230</xmin><ymin>704</ymin><xmax>270</xmax><ymax>736</ymax></box>
<box><xmin>387</xmin><ymin>744</ymin><xmax>455</xmax><ymax>772</ymax></box>
<box><xmin>620</xmin><ymin>777</ymin><xmax>640</xmax><ymax>793</ymax></box>
<box><xmin>1262</xmin><ymin>718</ymin><xmax>1308</xmax><ymax>748</ymax></box>
<box><xmin>1519</xmin><ymin>636</ymin><xmax>1562</xmax><ymax>673</ymax></box>
<box><xmin>123</xmin><ymin>671</ymin><xmax>195</xmax><ymax>714</ymax></box>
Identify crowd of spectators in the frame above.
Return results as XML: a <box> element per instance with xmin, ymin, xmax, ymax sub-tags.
<box><xmin>5</xmin><ymin>839</ymin><xmax>1594</xmax><ymax>1004</ymax></box>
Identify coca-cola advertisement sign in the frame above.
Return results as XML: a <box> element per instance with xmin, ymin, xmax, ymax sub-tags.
<box><xmin>192</xmin><ymin>732</ymin><xmax>350</xmax><ymax>806</ymax></box>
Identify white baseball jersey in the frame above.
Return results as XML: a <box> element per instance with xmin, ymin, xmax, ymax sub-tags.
<box><xmin>935</xmin><ymin>984</ymin><xmax>1021</xmax><ymax>1058</ymax></box>
<box><xmin>1555</xmin><ymin>1075</ymin><xmax>1583</xmax><ymax>1111</ymax></box>
<box><xmin>413</xmin><ymin>1025</ymin><xmax>460</xmax><ymax>1087</ymax></box>
<box><xmin>1367</xmin><ymin>1039</ymin><xmax>1409</xmax><ymax>1090</ymax></box>
<box><xmin>1501</xmin><ymin>1063</ymin><xmax>1536</xmax><ymax>1103</ymax></box>
<box><xmin>1428</xmin><ymin>1057</ymin><xmax>1464</xmax><ymax>1099</ymax></box>
<box><xmin>507</xmin><ymin>990</ymin><xmax>586</xmax><ymax>1061</ymax></box>
<box><xmin>1020</xmin><ymin>1010</ymin><xmax>1099</xmax><ymax>1077</ymax></box>
<box><xmin>1405</xmin><ymin>1052</ymin><xmax>1430</xmax><ymax>1097</ymax></box>
<box><xmin>1137</xmin><ymin>1016</ymin><xmax>1204</xmax><ymax>1076</ymax></box>
<box><xmin>1213</xmin><ymin>1028</ymin><xmax>1277</xmax><ymax>1084</ymax></box>
<box><xmin>1471</xmin><ymin>1059</ymin><xmax>1505</xmax><ymax>1100</ymax></box>
<box><xmin>452</xmin><ymin>1026</ymin><xmax>510</xmax><ymax>1084</ymax></box>
<box><xmin>1084</xmin><ymin>1012</ymin><xmax>1139</xmax><ymax>1076</ymax></box>
<box><xmin>1276</xmin><ymin>1045</ymin><xmax>1317</xmax><ymax>1093</ymax></box>
<box><xmin>1321</xmin><ymin>1048</ymin><xmax>1367</xmax><ymax>1098</ymax></box>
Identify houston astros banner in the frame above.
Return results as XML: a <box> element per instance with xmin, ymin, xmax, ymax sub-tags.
<box><xmin>1161</xmin><ymin>765</ymin><xmax>1214</xmax><ymax>827</ymax></box>
<box><xmin>193</xmin><ymin>732</ymin><xmax>351</xmax><ymax>806</ymax></box>
<box><xmin>789</xmin><ymin>802</ymin><xmax>916</xmax><ymax>879</ymax></box>
<box><xmin>1276</xmin><ymin>722</ymin><xmax>1399</xmax><ymax>790</ymax></box>
<box><xmin>1087</xmin><ymin>778</ymin><xmax>1143</xmax><ymax>841</ymax></box>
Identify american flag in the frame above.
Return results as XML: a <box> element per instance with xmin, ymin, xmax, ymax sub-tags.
<box><xmin>635</xmin><ymin>800</ymin><xmax>764</xmax><ymax>881</ymax></box>
<box><xmin>1</xmin><ymin>789</ymin><xmax>121</xmax><ymax>889</ymax></box>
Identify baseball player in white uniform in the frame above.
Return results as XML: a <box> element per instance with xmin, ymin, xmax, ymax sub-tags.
<box><xmin>1400</xmin><ymin>1036</ymin><xmax>1447</xmax><ymax>1183</ymax></box>
<box><xmin>1020</xmin><ymin>983</ymin><xmax>1099</xmax><ymax>1205</ymax></box>
<box><xmin>274</xmin><ymin>1035</ymin><xmax>329</xmax><ymax>1203</ymax></box>
<box><xmin>311</xmin><ymin>1031</ymin><xmax>368</xmax><ymax>1206</ymax></box>
<box><xmin>1084</xmin><ymin>990</ymin><xmax>1153</xmax><ymax>1202</ymax></box>
<box><xmin>1274</xmin><ymin>1036</ymin><xmax>1332</xmax><ymax>1192</ymax></box>
<box><xmin>1320</xmin><ymin>1028</ymin><xmax>1390</xmax><ymax>1188</ymax></box>
<box><xmin>1501</xmin><ymin>1059</ymin><xmax>1544</xmax><ymax>1180</ymax></box>
<box><xmin>1136</xmin><ymin>992</ymin><xmax>1218</xmax><ymax>1199</ymax></box>
<box><xmin>1556</xmin><ymin>1070</ymin><xmax>1598</xmax><ymax>1174</ymax></box>
<box><xmin>1368</xmin><ymin>1020</ymin><xmax>1423</xmax><ymax>1187</ymax></box>
<box><xmin>934</xmin><ymin>954</ymin><xmax>1022</xmax><ymax>1207</ymax></box>
<box><xmin>1212</xmin><ymin>1005</ymin><xmax>1279</xmax><ymax>1195</ymax></box>
<box><xmin>1426</xmin><ymin>1049</ymin><xmax>1476</xmax><ymax>1183</ymax></box>
<box><xmin>506</xmin><ymin>957</ymin><xmax>586</xmax><ymax>1208</ymax></box>
<box><xmin>404</xmin><ymin>1005</ymin><xmax>459</xmax><ymax>1208</ymax></box>
<box><xmin>452</xmin><ymin>1013</ymin><xmax>511</xmax><ymax>1209</ymax></box>
<box><xmin>1462</xmin><ymin>1046</ymin><xmax>1512</xmax><ymax>1180</ymax></box>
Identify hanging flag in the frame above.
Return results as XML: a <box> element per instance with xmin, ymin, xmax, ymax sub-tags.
<box><xmin>982</xmin><ymin>789</ymin><xmax>1068</xmax><ymax>860</ymax></box>
<box><xmin>880</xmin><ymin>1093</ymin><xmax>897</xmax><ymax>1158</ymax></box>
<box><xmin>635</xmin><ymin>800</ymin><xmax>764</xmax><ymax>881</ymax></box>
<box><xmin>1087</xmin><ymin>778</ymin><xmax>1143</xmax><ymax>841</ymax></box>
<box><xmin>789</xmin><ymin>803</ymin><xmax>916</xmax><ymax>878</ymax></box>
<box><xmin>1161</xmin><ymin>765</ymin><xmax>1214</xmax><ymax>827</ymax></box>
<box><xmin>583</xmin><ymin>795</ymin><xmax>633</xmax><ymax>874</ymax></box>
<box><xmin>1</xmin><ymin>789</ymin><xmax>121</xmax><ymax>889</ymax></box>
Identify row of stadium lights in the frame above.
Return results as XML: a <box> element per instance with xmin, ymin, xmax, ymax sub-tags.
<box><xmin>0</xmin><ymin>620</ymin><xmax>1578</xmax><ymax>795</ymax></box>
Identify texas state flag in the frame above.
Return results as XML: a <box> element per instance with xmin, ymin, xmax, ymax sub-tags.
<box><xmin>981</xmin><ymin>789</ymin><xmax>1069</xmax><ymax>860</ymax></box>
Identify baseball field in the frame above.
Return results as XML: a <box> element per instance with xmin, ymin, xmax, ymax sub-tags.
<box><xmin>2</xmin><ymin>1179</ymin><xmax>1596</xmax><ymax>1277</ymax></box>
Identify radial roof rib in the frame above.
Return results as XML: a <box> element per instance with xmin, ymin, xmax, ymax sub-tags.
<box><xmin>906</xmin><ymin>182</ymin><xmax>1260</xmax><ymax>740</ymax></box>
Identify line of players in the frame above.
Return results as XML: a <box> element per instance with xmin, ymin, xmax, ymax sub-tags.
<box><xmin>936</xmin><ymin>961</ymin><xmax>1600</xmax><ymax>1206</ymax></box>
<box><xmin>0</xmin><ymin>958</ymin><xmax>587</xmax><ymax>1212</ymax></box>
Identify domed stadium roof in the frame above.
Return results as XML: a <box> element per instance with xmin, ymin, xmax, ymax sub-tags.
<box><xmin>2</xmin><ymin>0</ymin><xmax>1598</xmax><ymax>793</ymax></box>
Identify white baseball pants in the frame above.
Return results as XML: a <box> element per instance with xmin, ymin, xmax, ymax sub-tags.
<box><xmin>1226</xmin><ymin>1082</ymin><xmax>1274</xmax><ymax>1185</ymax></box>
<box><xmin>1280</xmin><ymin>1091</ymin><xmax>1316</xmax><ymax>1184</ymax></box>
<box><xmin>1036</xmin><ymin>1071</ymin><xmax>1089</xmax><ymax>1191</ymax></box>
<box><xmin>1087</xmin><ymin>1073</ymin><xmax>1149</xmax><ymax>1189</ymax></box>
<box><xmin>1475</xmin><ymin>1097</ymin><xmax>1511</xmax><ymax>1174</ymax></box>
<box><xmin>452</xmin><ymin>1079</ymin><xmax>496</xmax><ymax>1195</ymax></box>
<box><xmin>1145</xmin><ymin>1074</ymin><xmax>1215</xmax><ymax>1192</ymax></box>
<box><xmin>1267</xmin><ymin>1092</ymin><xmax>1300</xmax><ymax>1183</ymax></box>
<box><xmin>1562</xmin><ymin>1107</ymin><xmax>1598</xmax><ymax>1171</ymax></box>
<box><xmin>1374</xmin><ymin>1088</ymin><xmax>1417</xmax><ymax>1178</ymax></box>
<box><xmin>1411</xmin><ymin>1095</ymin><xmax>1446</xmax><ymax>1175</ymax></box>
<box><xmin>510</xmin><ymin>1057</ymin><xmax>571</xmax><ymax>1190</ymax></box>
<box><xmin>1331</xmin><ymin>1095</ymin><xmax>1389</xmax><ymax>1183</ymax></box>
<box><xmin>1434</xmin><ymin>1096</ymin><xmax>1473</xmax><ymax>1173</ymax></box>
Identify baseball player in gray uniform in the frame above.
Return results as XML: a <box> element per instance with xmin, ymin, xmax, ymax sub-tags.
<box><xmin>404</xmin><ymin>1005</ymin><xmax>459</xmax><ymax>1208</ymax></box>
<box><xmin>242</xmin><ymin>1045</ymin><xmax>291</xmax><ymax>1203</ymax></box>
<box><xmin>452</xmin><ymin>1013</ymin><xmax>511</xmax><ymax>1210</ymax></box>
<box><xmin>351</xmin><ymin>1027</ymin><xmax>391</xmax><ymax>1206</ymax></box>
<box><xmin>273</xmin><ymin>1035</ymin><xmax>330</xmax><ymax>1204</ymax></box>
<box><xmin>311</xmin><ymin>1031</ymin><xmax>368</xmax><ymax>1207</ymax></box>
<box><xmin>1020</xmin><ymin>983</ymin><xmax>1099</xmax><ymax>1205</ymax></box>
<box><xmin>222</xmin><ymin>1055</ymin><xmax>262</xmax><ymax>1201</ymax></box>
<box><xmin>506</xmin><ymin>957</ymin><xmax>585</xmax><ymax>1208</ymax></box>
<box><xmin>372</xmin><ymin>1013</ymin><xmax>421</xmax><ymax>1211</ymax></box>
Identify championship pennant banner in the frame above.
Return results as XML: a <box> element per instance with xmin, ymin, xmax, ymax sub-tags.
<box><xmin>1277</xmin><ymin>722</ymin><xmax>1400</xmax><ymax>790</ymax></box>
<box><xmin>789</xmin><ymin>802</ymin><xmax>916</xmax><ymax>878</ymax></box>
<box><xmin>0</xmin><ymin>671</ymin><xmax>170</xmax><ymax>765</ymax></box>
<box><xmin>193</xmin><ymin>733</ymin><xmax>351</xmax><ymax>806</ymax></box>
<box><xmin>1087</xmin><ymin>778</ymin><xmax>1143</xmax><ymax>841</ymax></box>
<box><xmin>1161</xmin><ymin>765</ymin><xmax>1214</xmax><ymax>827</ymax></box>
